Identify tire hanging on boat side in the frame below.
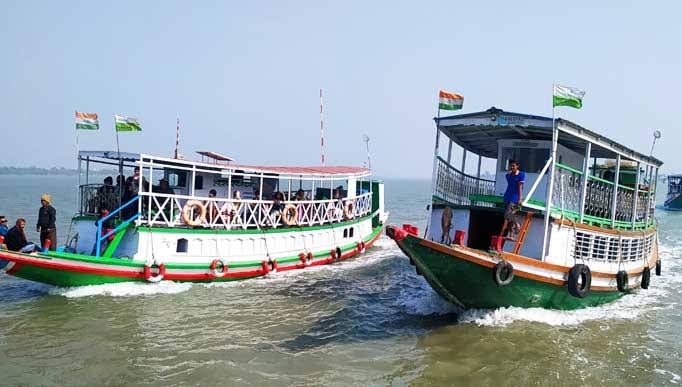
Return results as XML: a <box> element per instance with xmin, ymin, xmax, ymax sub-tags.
<box><xmin>655</xmin><ymin>260</ymin><xmax>662</xmax><ymax>276</ymax></box>
<box><xmin>616</xmin><ymin>270</ymin><xmax>628</xmax><ymax>292</ymax></box>
<box><xmin>641</xmin><ymin>267</ymin><xmax>651</xmax><ymax>289</ymax></box>
<box><xmin>567</xmin><ymin>264</ymin><xmax>591</xmax><ymax>298</ymax></box>
<box><xmin>492</xmin><ymin>260</ymin><xmax>514</xmax><ymax>286</ymax></box>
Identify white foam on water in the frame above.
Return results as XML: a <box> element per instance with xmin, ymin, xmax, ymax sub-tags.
<box><xmin>50</xmin><ymin>281</ymin><xmax>193</xmax><ymax>298</ymax></box>
<box><xmin>396</xmin><ymin>283</ymin><xmax>460</xmax><ymax>316</ymax></box>
<box><xmin>655</xmin><ymin>369</ymin><xmax>681</xmax><ymax>384</ymax></box>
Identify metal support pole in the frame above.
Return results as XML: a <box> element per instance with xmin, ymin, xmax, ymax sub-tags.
<box><xmin>610</xmin><ymin>154</ymin><xmax>621</xmax><ymax>227</ymax></box>
<box><xmin>476</xmin><ymin>154</ymin><xmax>482</xmax><ymax>191</ymax></box>
<box><xmin>541</xmin><ymin>110</ymin><xmax>558</xmax><ymax>260</ymax></box>
<box><xmin>447</xmin><ymin>139</ymin><xmax>453</xmax><ymax>164</ymax></box>
<box><xmin>631</xmin><ymin>162</ymin><xmax>641</xmax><ymax>229</ymax></box>
<box><xmin>644</xmin><ymin>165</ymin><xmax>652</xmax><ymax>226</ymax></box>
<box><xmin>651</xmin><ymin>167</ymin><xmax>659</xmax><ymax>226</ymax></box>
<box><xmin>579</xmin><ymin>142</ymin><xmax>591</xmax><ymax>223</ymax></box>
<box><xmin>461</xmin><ymin>149</ymin><xmax>467</xmax><ymax>173</ymax></box>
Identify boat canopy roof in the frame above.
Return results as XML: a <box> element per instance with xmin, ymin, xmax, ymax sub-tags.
<box><xmin>436</xmin><ymin>107</ymin><xmax>663</xmax><ymax>167</ymax></box>
<box><xmin>78</xmin><ymin>151</ymin><xmax>368</xmax><ymax>177</ymax></box>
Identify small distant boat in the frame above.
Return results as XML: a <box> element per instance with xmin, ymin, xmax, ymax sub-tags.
<box><xmin>1</xmin><ymin>150</ymin><xmax>388</xmax><ymax>286</ymax></box>
<box><xmin>664</xmin><ymin>175</ymin><xmax>682</xmax><ymax>211</ymax></box>
<box><xmin>387</xmin><ymin>107</ymin><xmax>663</xmax><ymax>310</ymax></box>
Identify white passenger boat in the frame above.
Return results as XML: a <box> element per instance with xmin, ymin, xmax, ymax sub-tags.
<box><xmin>0</xmin><ymin>150</ymin><xmax>387</xmax><ymax>286</ymax></box>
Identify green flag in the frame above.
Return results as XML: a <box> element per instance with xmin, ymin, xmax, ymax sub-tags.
<box><xmin>553</xmin><ymin>84</ymin><xmax>586</xmax><ymax>109</ymax></box>
<box><xmin>115</xmin><ymin>115</ymin><xmax>142</xmax><ymax>132</ymax></box>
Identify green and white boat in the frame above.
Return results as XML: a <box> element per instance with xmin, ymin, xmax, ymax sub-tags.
<box><xmin>1</xmin><ymin>151</ymin><xmax>387</xmax><ymax>286</ymax></box>
<box><xmin>387</xmin><ymin>107</ymin><xmax>662</xmax><ymax>310</ymax></box>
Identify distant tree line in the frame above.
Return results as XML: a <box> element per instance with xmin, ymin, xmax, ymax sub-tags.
<box><xmin>0</xmin><ymin>166</ymin><xmax>117</xmax><ymax>175</ymax></box>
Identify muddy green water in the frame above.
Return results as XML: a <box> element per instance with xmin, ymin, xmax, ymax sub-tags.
<box><xmin>0</xmin><ymin>176</ymin><xmax>680</xmax><ymax>386</ymax></box>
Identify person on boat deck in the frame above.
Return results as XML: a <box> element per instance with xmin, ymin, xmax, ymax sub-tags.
<box><xmin>97</xmin><ymin>176</ymin><xmax>117</xmax><ymax>213</ymax></box>
<box><xmin>123</xmin><ymin>167</ymin><xmax>149</xmax><ymax>218</ymax></box>
<box><xmin>0</xmin><ymin>215</ymin><xmax>8</xmax><ymax>238</ymax></box>
<box><xmin>206</xmin><ymin>189</ymin><xmax>221</xmax><ymax>224</ymax></box>
<box><xmin>500</xmin><ymin>160</ymin><xmax>525</xmax><ymax>240</ymax></box>
<box><xmin>6</xmin><ymin>218</ymin><xmax>38</xmax><ymax>253</ymax></box>
<box><xmin>37</xmin><ymin>194</ymin><xmax>57</xmax><ymax>251</ymax></box>
<box><xmin>91</xmin><ymin>207</ymin><xmax>115</xmax><ymax>255</ymax></box>
<box><xmin>0</xmin><ymin>216</ymin><xmax>8</xmax><ymax>250</ymax></box>
<box><xmin>115</xmin><ymin>174</ymin><xmax>126</xmax><ymax>203</ymax></box>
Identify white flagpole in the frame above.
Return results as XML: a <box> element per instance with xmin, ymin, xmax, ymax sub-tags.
<box><xmin>320</xmin><ymin>88</ymin><xmax>325</xmax><ymax>166</ymax></box>
<box><xmin>541</xmin><ymin>84</ymin><xmax>558</xmax><ymax>260</ymax></box>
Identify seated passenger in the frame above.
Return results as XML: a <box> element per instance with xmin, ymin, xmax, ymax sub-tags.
<box><xmin>0</xmin><ymin>215</ymin><xmax>8</xmax><ymax>249</ymax></box>
<box><xmin>5</xmin><ymin>218</ymin><xmax>38</xmax><ymax>253</ymax></box>
<box><xmin>98</xmin><ymin>176</ymin><xmax>117</xmax><ymax>213</ymax></box>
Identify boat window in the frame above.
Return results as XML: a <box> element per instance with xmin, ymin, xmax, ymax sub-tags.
<box><xmin>194</xmin><ymin>175</ymin><xmax>204</xmax><ymax>190</ymax></box>
<box><xmin>349</xmin><ymin>227</ymin><xmax>354</xmax><ymax>238</ymax></box>
<box><xmin>176</xmin><ymin>238</ymin><xmax>188</xmax><ymax>253</ymax></box>
<box><xmin>499</xmin><ymin>147</ymin><xmax>550</xmax><ymax>173</ymax></box>
<box><xmin>343</xmin><ymin>229</ymin><xmax>348</xmax><ymax>238</ymax></box>
<box><xmin>166</xmin><ymin>170</ymin><xmax>187</xmax><ymax>188</ymax></box>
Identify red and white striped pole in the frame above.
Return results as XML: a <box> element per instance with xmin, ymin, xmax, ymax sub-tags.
<box><xmin>320</xmin><ymin>88</ymin><xmax>325</xmax><ymax>166</ymax></box>
<box><xmin>174</xmin><ymin>118</ymin><xmax>180</xmax><ymax>159</ymax></box>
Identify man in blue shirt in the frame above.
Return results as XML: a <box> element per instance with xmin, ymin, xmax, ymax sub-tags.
<box><xmin>0</xmin><ymin>216</ymin><xmax>8</xmax><ymax>238</ymax></box>
<box><xmin>500</xmin><ymin>160</ymin><xmax>525</xmax><ymax>240</ymax></box>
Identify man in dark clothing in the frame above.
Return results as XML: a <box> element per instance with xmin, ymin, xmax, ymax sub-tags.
<box><xmin>6</xmin><ymin>218</ymin><xmax>30</xmax><ymax>252</ymax></box>
<box><xmin>37</xmin><ymin>194</ymin><xmax>57</xmax><ymax>251</ymax></box>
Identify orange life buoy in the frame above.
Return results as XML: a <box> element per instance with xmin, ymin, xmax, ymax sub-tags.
<box><xmin>261</xmin><ymin>260</ymin><xmax>270</xmax><ymax>274</ymax></box>
<box><xmin>281</xmin><ymin>204</ymin><xmax>298</xmax><ymax>226</ymax></box>
<box><xmin>210</xmin><ymin>259</ymin><xmax>228</xmax><ymax>278</ymax></box>
<box><xmin>357</xmin><ymin>241</ymin><xmax>366</xmax><ymax>253</ymax></box>
<box><xmin>343</xmin><ymin>201</ymin><xmax>355</xmax><ymax>220</ymax></box>
<box><xmin>182</xmin><ymin>200</ymin><xmax>207</xmax><ymax>226</ymax></box>
<box><xmin>144</xmin><ymin>262</ymin><xmax>166</xmax><ymax>283</ymax></box>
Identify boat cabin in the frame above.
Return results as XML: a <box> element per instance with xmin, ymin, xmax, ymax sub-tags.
<box><xmin>77</xmin><ymin>151</ymin><xmax>382</xmax><ymax>230</ymax></box>
<box><xmin>668</xmin><ymin>175</ymin><xmax>682</xmax><ymax>195</ymax></box>
<box><xmin>427</xmin><ymin>107</ymin><xmax>662</xmax><ymax>262</ymax></box>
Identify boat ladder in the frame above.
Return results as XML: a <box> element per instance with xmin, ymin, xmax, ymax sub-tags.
<box><xmin>512</xmin><ymin>211</ymin><xmax>534</xmax><ymax>254</ymax></box>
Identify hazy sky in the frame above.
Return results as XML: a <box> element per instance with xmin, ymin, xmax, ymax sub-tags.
<box><xmin>1</xmin><ymin>1</ymin><xmax>680</xmax><ymax>178</ymax></box>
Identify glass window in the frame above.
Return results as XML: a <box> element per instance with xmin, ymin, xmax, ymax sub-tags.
<box><xmin>165</xmin><ymin>170</ymin><xmax>187</xmax><ymax>188</ymax></box>
<box><xmin>500</xmin><ymin>147</ymin><xmax>550</xmax><ymax>173</ymax></box>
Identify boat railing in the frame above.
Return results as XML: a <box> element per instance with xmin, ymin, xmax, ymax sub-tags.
<box><xmin>79</xmin><ymin>184</ymin><xmax>122</xmax><ymax>216</ymax></box>
<box><xmin>95</xmin><ymin>195</ymin><xmax>140</xmax><ymax>257</ymax></box>
<box><xmin>136</xmin><ymin>191</ymin><xmax>374</xmax><ymax>229</ymax></box>
<box><xmin>434</xmin><ymin>157</ymin><xmax>495</xmax><ymax>206</ymax></box>
<box><xmin>552</xmin><ymin>163</ymin><xmax>654</xmax><ymax>228</ymax></box>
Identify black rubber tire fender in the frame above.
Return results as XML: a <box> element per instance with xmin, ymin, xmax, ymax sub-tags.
<box><xmin>655</xmin><ymin>260</ymin><xmax>662</xmax><ymax>276</ymax></box>
<box><xmin>568</xmin><ymin>264</ymin><xmax>592</xmax><ymax>298</ymax></box>
<box><xmin>641</xmin><ymin>267</ymin><xmax>651</xmax><ymax>289</ymax></box>
<box><xmin>493</xmin><ymin>260</ymin><xmax>514</xmax><ymax>286</ymax></box>
<box><xmin>335</xmin><ymin>247</ymin><xmax>342</xmax><ymax>260</ymax></box>
<box><xmin>616</xmin><ymin>270</ymin><xmax>629</xmax><ymax>292</ymax></box>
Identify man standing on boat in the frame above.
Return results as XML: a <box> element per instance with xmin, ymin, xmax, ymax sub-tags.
<box><xmin>37</xmin><ymin>194</ymin><xmax>57</xmax><ymax>251</ymax></box>
<box><xmin>500</xmin><ymin>160</ymin><xmax>524</xmax><ymax>240</ymax></box>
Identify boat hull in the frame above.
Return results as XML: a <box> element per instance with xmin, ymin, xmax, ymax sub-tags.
<box><xmin>664</xmin><ymin>193</ymin><xmax>682</xmax><ymax>211</ymax></box>
<box><xmin>388</xmin><ymin>226</ymin><xmax>626</xmax><ymax>310</ymax></box>
<box><xmin>0</xmin><ymin>225</ymin><xmax>383</xmax><ymax>287</ymax></box>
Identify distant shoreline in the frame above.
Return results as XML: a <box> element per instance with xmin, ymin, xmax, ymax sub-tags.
<box><xmin>0</xmin><ymin>166</ymin><xmax>116</xmax><ymax>176</ymax></box>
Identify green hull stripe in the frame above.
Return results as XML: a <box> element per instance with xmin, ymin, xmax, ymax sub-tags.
<box><xmin>33</xmin><ymin>224</ymin><xmax>382</xmax><ymax>271</ymax></box>
<box><xmin>102</xmin><ymin>223</ymin><xmax>130</xmax><ymax>258</ymax></box>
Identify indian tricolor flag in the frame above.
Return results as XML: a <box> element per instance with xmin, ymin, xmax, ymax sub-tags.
<box><xmin>115</xmin><ymin>115</ymin><xmax>142</xmax><ymax>132</ymax></box>
<box><xmin>75</xmin><ymin>112</ymin><xmax>99</xmax><ymax>130</ymax></box>
<box><xmin>553</xmin><ymin>84</ymin><xmax>586</xmax><ymax>109</ymax></box>
<box><xmin>438</xmin><ymin>90</ymin><xmax>464</xmax><ymax>111</ymax></box>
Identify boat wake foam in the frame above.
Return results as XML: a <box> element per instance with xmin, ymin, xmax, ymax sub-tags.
<box><xmin>455</xmin><ymin>240</ymin><xmax>682</xmax><ymax>327</ymax></box>
<box><xmin>50</xmin><ymin>281</ymin><xmax>193</xmax><ymax>298</ymax></box>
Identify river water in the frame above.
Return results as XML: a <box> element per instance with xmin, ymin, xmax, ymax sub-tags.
<box><xmin>0</xmin><ymin>175</ymin><xmax>680</xmax><ymax>386</ymax></box>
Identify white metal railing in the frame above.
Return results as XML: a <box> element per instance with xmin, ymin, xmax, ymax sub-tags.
<box><xmin>136</xmin><ymin>191</ymin><xmax>373</xmax><ymax>229</ymax></box>
<box><xmin>433</xmin><ymin>157</ymin><xmax>495</xmax><ymax>206</ymax></box>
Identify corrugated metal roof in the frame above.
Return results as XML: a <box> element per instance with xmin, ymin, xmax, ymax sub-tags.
<box><xmin>435</xmin><ymin>107</ymin><xmax>663</xmax><ymax>167</ymax></box>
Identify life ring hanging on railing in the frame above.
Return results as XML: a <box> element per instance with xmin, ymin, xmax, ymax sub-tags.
<box><xmin>182</xmin><ymin>200</ymin><xmax>207</xmax><ymax>227</ymax></box>
<box><xmin>343</xmin><ymin>201</ymin><xmax>355</xmax><ymax>220</ymax></box>
<box><xmin>281</xmin><ymin>204</ymin><xmax>298</xmax><ymax>226</ymax></box>
<box><xmin>210</xmin><ymin>259</ymin><xmax>228</xmax><ymax>278</ymax></box>
<box><xmin>144</xmin><ymin>261</ymin><xmax>166</xmax><ymax>283</ymax></box>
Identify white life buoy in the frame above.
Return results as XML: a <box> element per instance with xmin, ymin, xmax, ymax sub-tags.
<box><xmin>182</xmin><ymin>200</ymin><xmax>207</xmax><ymax>226</ymax></box>
<box><xmin>144</xmin><ymin>262</ymin><xmax>166</xmax><ymax>283</ymax></box>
